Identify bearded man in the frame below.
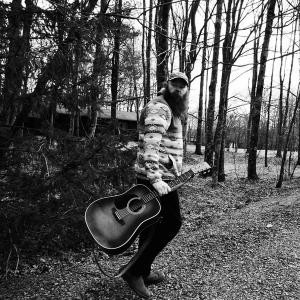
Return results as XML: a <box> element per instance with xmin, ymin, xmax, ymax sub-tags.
<box><xmin>121</xmin><ymin>72</ymin><xmax>189</xmax><ymax>299</ymax></box>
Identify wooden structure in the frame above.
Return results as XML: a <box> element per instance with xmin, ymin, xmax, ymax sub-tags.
<box><xmin>25</xmin><ymin>107</ymin><xmax>138</xmax><ymax>136</ymax></box>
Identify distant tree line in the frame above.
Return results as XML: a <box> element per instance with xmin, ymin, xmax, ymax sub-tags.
<box><xmin>1</xmin><ymin>0</ymin><xmax>300</xmax><ymax>185</ymax></box>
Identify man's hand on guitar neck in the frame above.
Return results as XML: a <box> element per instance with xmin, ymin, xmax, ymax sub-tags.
<box><xmin>152</xmin><ymin>181</ymin><xmax>171</xmax><ymax>196</ymax></box>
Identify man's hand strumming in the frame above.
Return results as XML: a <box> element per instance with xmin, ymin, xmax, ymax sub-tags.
<box><xmin>152</xmin><ymin>181</ymin><xmax>171</xmax><ymax>196</ymax></box>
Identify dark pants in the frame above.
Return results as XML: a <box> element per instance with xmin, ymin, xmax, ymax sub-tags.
<box><xmin>129</xmin><ymin>178</ymin><xmax>182</xmax><ymax>276</ymax></box>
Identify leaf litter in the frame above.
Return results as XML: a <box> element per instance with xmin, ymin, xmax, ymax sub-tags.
<box><xmin>1</xmin><ymin>151</ymin><xmax>300</xmax><ymax>299</ymax></box>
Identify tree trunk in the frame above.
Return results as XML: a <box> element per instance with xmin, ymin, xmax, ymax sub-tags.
<box><xmin>213</xmin><ymin>0</ymin><xmax>245</xmax><ymax>182</ymax></box>
<box><xmin>142</xmin><ymin>0</ymin><xmax>146</xmax><ymax>104</ymax></box>
<box><xmin>246</xmin><ymin>1</ymin><xmax>265</xmax><ymax>153</ymax></box>
<box><xmin>213</xmin><ymin>65</ymin><xmax>231</xmax><ymax>183</ymax></box>
<box><xmin>276</xmin><ymin>10</ymin><xmax>284</xmax><ymax>158</ymax></box>
<box><xmin>185</xmin><ymin>0</ymin><xmax>201</xmax><ymax>79</ymax></box>
<box><xmin>69</xmin><ymin>111</ymin><xmax>75</xmax><ymax>135</ymax></box>
<box><xmin>75</xmin><ymin>111</ymin><xmax>80</xmax><ymax>137</ymax></box>
<box><xmin>195</xmin><ymin>0</ymin><xmax>209</xmax><ymax>155</ymax></box>
<box><xmin>171</xmin><ymin>0</ymin><xmax>200</xmax><ymax>157</ymax></box>
<box><xmin>111</xmin><ymin>0</ymin><xmax>122</xmax><ymax>132</ymax></box>
<box><xmin>89</xmin><ymin>105</ymin><xmax>98</xmax><ymax>138</ymax></box>
<box><xmin>205</xmin><ymin>0</ymin><xmax>223</xmax><ymax>166</ymax></box>
<box><xmin>155</xmin><ymin>0</ymin><xmax>172</xmax><ymax>89</ymax></box>
<box><xmin>69</xmin><ymin>35</ymin><xmax>81</xmax><ymax>136</ymax></box>
<box><xmin>297</xmin><ymin>105</ymin><xmax>300</xmax><ymax>165</ymax></box>
<box><xmin>264</xmin><ymin>32</ymin><xmax>278</xmax><ymax>167</ymax></box>
<box><xmin>276</xmin><ymin>91</ymin><xmax>300</xmax><ymax>188</ymax></box>
<box><xmin>88</xmin><ymin>0</ymin><xmax>109</xmax><ymax>138</ymax></box>
<box><xmin>213</xmin><ymin>0</ymin><xmax>233</xmax><ymax>183</ymax></box>
<box><xmin>246</xmin><ymin>31</ymin><xmax>259</xmax><ymax>153</ymax></box>
<box><xmin>145</xmin><ymin>0</ymin><xmax>153</xmax><ymax>103</ymax></box>
<box><xmin>281</xmin><ymin>12</ymin><xmax>298</xmax><ymax>155</ymax></box>
<box><xmin>182</xmin><ymin>0</ymin><xmax>201</xmax><ymax>156</ymax></box>
<box><xmin>178</xmin><ymin>0</ymin><xmax>189</xmax><ymax>72</ymax></box>
<box><xmin>248</xmin><ymin>0</ymin><xmax>276</xmax><ymax>180</ymax></box>
<box><xmin>132</xmin><ymin>35</ymin><xmax>139</xmax><ymax>121</ymax></box>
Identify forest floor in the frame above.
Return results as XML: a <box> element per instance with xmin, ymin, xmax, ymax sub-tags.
<box><xmin>1</xmin><ymin>147</ymin><xmax>300</xmax><ymax>300</ymax></box>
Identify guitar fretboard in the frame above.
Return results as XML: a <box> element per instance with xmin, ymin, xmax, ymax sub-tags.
<box><xmin>142</xmin><ymin>169</ymin><xmax>195</xmax><ymax>204</ymax></box>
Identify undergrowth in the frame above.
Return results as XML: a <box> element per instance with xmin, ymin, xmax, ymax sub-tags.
<box><xmin>0</xmin><ymin>129</ymin><xmax>136</xmax><ymax>276</ymax></box>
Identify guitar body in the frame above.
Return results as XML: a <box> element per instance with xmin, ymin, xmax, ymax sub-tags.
<box><xmin>85</xmin><ymin>184</ymin><xmax>161</xmax><ymax>255</ymax></box>
<box><xmin>85</xmin><ymin>162</ymin><xmax>212</xmax><ymax>256</ymax></box>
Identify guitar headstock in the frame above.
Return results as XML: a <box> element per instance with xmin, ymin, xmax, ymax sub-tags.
<box><xmin>190</xmin><ymin>162</ymin><xmax>212</xmax><ymax>178</ymax></box>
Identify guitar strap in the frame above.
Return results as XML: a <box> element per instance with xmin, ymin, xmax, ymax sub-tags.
<box><xmin>92</xmin><ymin>217</ymin><xmax>161</xmax><ymax>279</ymax></box>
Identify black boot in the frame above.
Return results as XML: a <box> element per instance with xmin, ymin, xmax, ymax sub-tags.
<box><xmin>122</xmin><ymin>270</ymin><xmax>152</xmax><ymax>299</ymax></box>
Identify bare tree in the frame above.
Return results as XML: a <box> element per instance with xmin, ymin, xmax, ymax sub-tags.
<box><xmin>69</xmin><ymin>39</ymin><xmax>81</xmax><ymax>136</ymax></box>
<box><xmin>264</xmin><ymin>28</ymin><xmax>278</xmax><ymax>167</ymax></box>
<box><xmin>111</xmin><ymin>0</ymin><xmax>123</xmax><ymax>132</ymax></box>
<box><xmin>89</xmin><ymin>0</ymin><xmax>109</xmax><ymax>138</ymax></box>
<box><xmin>205</xmin><ymin>0</ymin><xmax>223</xmax><ymax>166</ymax></box>
<box><xmin>248</xmin><ymin>0</ymin><xmax>277</xmax><ymax>180</ymax></box>
<box><xmin>184</xmin><ymin>0</ymin><xmax>201</xmax><ymax>79</ymax></box>
<box><xmin>276</xmin><ymin>2</ymin><xmax>285</xmax><ymax>158</ymax></box>
<box><xmin>213</xmin><ymin>0</ymin><xmax>245</xmax><ymax>183</ymax></box>
<box><xmin>171</xmin><ymin>0</ymin><xmax>211</xmax><ymax>157</ymax></box>
<box><xmin>195</xmin><ymin>0</ymin><xmax>209</xmax><ymax>155</ymax></box>
<box><xmin>143</xmin><ymin>0</ymin><xmax>153</xmax><ymax>104</ymax></box>
<box><xmin>246</xmin><ymin>1</ymin><xmax>265</xmax><ymax>152</ymax></box>
<box><xmin>142</xmin><ymin>0</ymin><xmax>146</xmax><ymax>104</ymax></box>
<box><xmin>276</xmin><ymin>87</ymin><xmax>300</xmax><ymax>187</ymax></box>
<box><xmin>155</xmin><ymin>0</ymin><xmax>173</xmax><ymax>89</ymax></box>
<box><xmin>281</xmin><ymin>9</ymin><xmax>298</xmax><ymax>151</ymax></box>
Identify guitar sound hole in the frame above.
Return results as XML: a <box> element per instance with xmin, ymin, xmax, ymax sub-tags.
<box><xmin>115</xmin><ymin>194</ymin><xmax>136</xmax><ymax>209</ymax></box>
<box><xmin>127</xmin><ymin>198</ymin><xmax>145</xmax><ymax>215</ymax></box>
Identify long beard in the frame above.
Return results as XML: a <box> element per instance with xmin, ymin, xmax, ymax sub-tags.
<box><xmin>164</xmin><ymin>87</ymin><xmax>189</xmax><ymax>119</ymax></box>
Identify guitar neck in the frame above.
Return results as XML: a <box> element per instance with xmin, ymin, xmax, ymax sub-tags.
<box><xmin>145</xmin><ymin>170</ymin><xmax>195</xmax><ymax>203</ymax></box>
<box><xmin>168</xmin><ymin>169</ymin><xmax>195</xmax><ymax>190</ymax></box>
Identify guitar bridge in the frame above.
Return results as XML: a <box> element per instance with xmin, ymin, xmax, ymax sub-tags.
<box><xmin>112</xmin><ymin>208</ymin><xmax>125</xmax><ymax>225</ymax></box>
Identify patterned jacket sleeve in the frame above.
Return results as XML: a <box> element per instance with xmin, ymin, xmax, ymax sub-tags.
<box><xmin>143</xmin><ymin>102</ymin><xmax>172</xmax><ymax>184</ymax></box>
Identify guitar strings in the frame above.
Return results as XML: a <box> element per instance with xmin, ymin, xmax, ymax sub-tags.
<box><xmin>115</xmin><ymin>171</ymin><xmax>194</xmax><ymax>220</ymax></box>
<box><xmin>117</xmin><ymin>171</ymin><xmax>195</xmax><ymax>218</ymax></box>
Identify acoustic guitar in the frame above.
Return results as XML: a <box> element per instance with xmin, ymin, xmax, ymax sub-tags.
<box><xmin>85</xmin><ymin>162</ymin><xmax>211</xmax><ymax>255</ymax></box>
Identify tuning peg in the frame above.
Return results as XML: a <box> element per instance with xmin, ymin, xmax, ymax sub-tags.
<box><xmin>198</xmin><ymin>168</ymin><xmax>212</xmax><ymax>178</ymax></box>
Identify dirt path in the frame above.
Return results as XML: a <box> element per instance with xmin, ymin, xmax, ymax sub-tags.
<box><xmin>1</xmin><ymin>154</ymin><xmax>300</xmax><ymax>299</ymax></box>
